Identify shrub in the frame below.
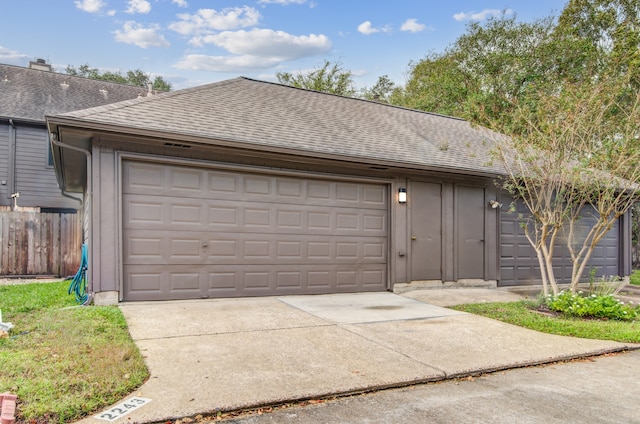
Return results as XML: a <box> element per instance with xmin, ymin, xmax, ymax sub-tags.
<box><xmin>547</xmin><ymin>291</ymin><xmax>640</xmax><ymax>321</ymax></box>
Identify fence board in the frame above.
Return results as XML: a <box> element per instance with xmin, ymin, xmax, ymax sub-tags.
<box><xmin>0</xmin><ymin>211</ymin><xmax>81</xmax><ymax>276</ymax></box>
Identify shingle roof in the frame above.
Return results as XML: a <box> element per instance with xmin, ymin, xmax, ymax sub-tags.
<box><xmin>52</xmin><ymin>77</ymin><xmax>505</xmax><ymax>175</ymax></box>
<box><xmin>0</xmin><ymin>63</ymin><xmax>148</xmax><ymax>122</ymax></box>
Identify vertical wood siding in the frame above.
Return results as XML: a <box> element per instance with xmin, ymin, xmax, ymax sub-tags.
<box><xmin>0</xmin><ymin>211</ymin><xmax>81</xmax><ymax>276</ymax></box>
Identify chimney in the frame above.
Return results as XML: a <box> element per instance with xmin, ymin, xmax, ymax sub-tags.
<box><xmin>29</xmin><ymin>58</ymin><xmax>53</xmax><ymax>72</ymax></box>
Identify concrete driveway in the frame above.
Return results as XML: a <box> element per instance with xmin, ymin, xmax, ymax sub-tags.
<box><xmin>78</xmin><ymin>291</ymin><xmax>638</xmax><ymax>423</ymax></box>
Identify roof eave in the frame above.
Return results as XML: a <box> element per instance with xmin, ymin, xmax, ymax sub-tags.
<box><xmin>46</xmin><ymin>115</ymin><xmax>503</xmax><ymax>180</ymax></box>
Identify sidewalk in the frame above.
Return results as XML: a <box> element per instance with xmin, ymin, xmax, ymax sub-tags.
<box><xmin>76</xmin><ymin>290</ymin><xmax>638</xmax><ymax>423</ymax></box>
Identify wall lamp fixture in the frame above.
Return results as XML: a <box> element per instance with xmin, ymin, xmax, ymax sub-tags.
<box><xmin>398</xmin><ymin>188</ymin><xmax>407</xmax><ymax>204</ymax></box>
<box><xmin>489</xmin><ymin>199</ymin><xmax>502</xmax><ymax>209</ymax></box>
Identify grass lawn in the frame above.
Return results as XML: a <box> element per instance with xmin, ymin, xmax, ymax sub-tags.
<box><xmin>0</xmin><ymin>281</ymin><xmax>148</xmax><ymax>423</ymax></box>
<box><xmin>630</xmin><ymin>270</ymin><xmax>640</xmax><ymax>286</ymax></box>
<box><xmin>452</xmin><ymin>300</ymin><xmax>640</xmax><ymax>343</ymax></box>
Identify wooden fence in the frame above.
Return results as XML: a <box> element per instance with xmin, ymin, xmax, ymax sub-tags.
<box><xmin>0</xmin><ymin>211</ymin><xmax>82</xmax><ymax>277</ymax></box>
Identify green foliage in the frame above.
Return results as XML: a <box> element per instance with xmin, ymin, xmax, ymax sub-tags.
<box><xmin>557</xmin><ymin>0</ymin><xmax>640</xmax><ymax>87</ymax></box>
<box><xmin>66</xmin><ymin>63</ymin><xmax>172</xmax><ymax>91</ymax></box>
<box><xmin>398</xmin><ymin>52</ymin><xmax>473</xmax><ymax>116</ymax></box>
<box><xmin>453</xmin><ymin>301</ymin><xmax>640</xmax><ymax>342</ymax></box>
<box><xmin>277</xmin><ymin>60</ymin><xmax>356</xmax><ymax>96</ymax></box>
<box><xmin>395</xmin><ymin>13</ymin><xmax>561</xmax><ymax>124</ymax></box>
<box><xmin>630</xmin><ymin>270</ymin><xmax>640</xmax><ymax>286</ymax></box>
<box><xmin>360</xmin><ymin>75</ymin><xmax>398</xmax><ymax>103</ymax></box>
<box><xmin>588</xmin><ymin>273</ymin><xmax>627</xmax><ymax>296</ymax></box>
<box><xmin>547</xmin><ymin>291</ymin><xmax>640</xmax><ymax>321</ymax></box>
<box><xmin>0</xmin><ymin>282</ymin><xmax>148</xmax><ymax>423</ymax></box>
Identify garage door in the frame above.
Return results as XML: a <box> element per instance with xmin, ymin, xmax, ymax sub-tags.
<box><xmin>121</xmin><ymin>161</ymin><xmax>389</xmax><ymax>301</ymax></box>
<box><xmin>500</xmin><ymin>200</ymin><xmax>619</xmax><ymax>286</ymax></box>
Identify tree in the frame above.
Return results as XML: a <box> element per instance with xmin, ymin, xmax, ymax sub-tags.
<box><xmin>65</xmin><ymin>64</ymin><xmax>172</xmax><ymax>92</ymax></box>
<box><xmin>490</xmin><ymin>71</ymin><xmax>640</xmax><ymax>296</ymax></box>
<box><xmin>276</xmin><ymin>60</ymin><xmax>356</xmax><ymax>97</ymax></box>
<box><xmin>556</xmin><ymin>0</ymin><xmax>640</xmax><ymax>86</ymax></box>
<box><xmin>360</xmin><ymin>75</ymin><xmax>398</xmax><ymax>103</ymax></box>
<box><xmin>395</xmin><ymin>13</ymin><xmax>561</xmax><ymax>124</ymax></box>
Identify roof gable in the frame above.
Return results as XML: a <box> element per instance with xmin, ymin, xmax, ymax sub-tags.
<box><xmin>50</xmin><ymin>77</ymin><xmax>504</xmax><ymax>175</ymax></box>
<box><xmin>0</xmin><ymin>63</ymin><xmax>149</xmax><ymax>122</ymax></box>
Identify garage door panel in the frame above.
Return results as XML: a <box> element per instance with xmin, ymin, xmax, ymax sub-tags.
<box><xmin>123</xmin><ymin>194</ymin><xmax>387</xmax><ymax>236</ymax></box>
<box><xmin>500</xmin><ymin>200</ymin><xmax>619</xmax><ymax>286</ymax></box>
<box><xmin>123</xmin><ymin>229</ymin><xmax>386</xmax><ymax>265</ymax></box>
<box><xmin>123</xmin><ymin>162</ymin><xmax>388</xmax><ymax>210</ymax></box>
<box><xmin>123</xmin><ymin>264</ymin><xmax>387</xmax><ymax>300</ymax></box>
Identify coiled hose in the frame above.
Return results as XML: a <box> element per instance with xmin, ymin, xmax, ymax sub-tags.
<box><xmin>68</xmin><ymin>244</ymin><xmax>89</xmax><ymax>304</ymax></box>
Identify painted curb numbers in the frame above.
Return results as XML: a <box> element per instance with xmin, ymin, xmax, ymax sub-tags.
<box><xmin>94</xmin><ymin>397</ymin><xmax>152</xmax><ymax>421</ymax></box>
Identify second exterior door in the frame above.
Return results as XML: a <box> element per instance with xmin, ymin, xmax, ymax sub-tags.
<box><xmin>410</xmin><ymin>181</ymin><xmax>442</xmax><ymax>280</ymax></box>
<box><xmin>456</xmin><ymin>185</ymin><xmax>485</xmax><ymax>279</ymax></box>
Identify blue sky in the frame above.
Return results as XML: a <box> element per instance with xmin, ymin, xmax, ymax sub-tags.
<box><xmin>0</xmin><ymin>0</ymin><xmax>568</xmax><ymax>90</ymax></box>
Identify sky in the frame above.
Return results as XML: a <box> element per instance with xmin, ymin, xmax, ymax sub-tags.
<box><xmin>0</xmin><ymin>0</ymin><xmax>569</xmax><ymax>90</ymax></box>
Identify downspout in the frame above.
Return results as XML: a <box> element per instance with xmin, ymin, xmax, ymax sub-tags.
<box><xmin>61</xmin><ymin>190</ymin><xmax>83</xmax><ymax>205</ymax></box>
<box><xmin>7</xmin><ymin>119</ymin><xmax>16</xmax><ymax>206</ymax></box>
<box><xmin>50</xmin><ymin>133</ymin><xmax>93</xmax><ymax>302</ymax></box>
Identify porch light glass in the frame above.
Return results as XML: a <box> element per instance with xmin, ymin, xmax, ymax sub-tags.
<box><xmin>398</xmin><ymin>188</ymin><xmax>407</xmax><ymax>204</ymax></box>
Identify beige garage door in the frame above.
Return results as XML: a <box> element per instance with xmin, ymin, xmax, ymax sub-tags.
<box><xmin>121</xmin><ymin>161</ymin><xmax>389</xmax><ymax>301</ymax></box>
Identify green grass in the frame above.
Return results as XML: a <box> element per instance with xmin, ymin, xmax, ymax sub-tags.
<box><xmin>0</xmin><ymin>281</ymin><xmax>148</xmax><ymax>423</ymax></box>
<box><xmin>452</xmin><ymin>300</ymin><xmax>640</xmax><ymax>343</ymax></box>
<box><xmin>630</xmin><ymin>270</ymin><xmax>640</xmax><ymax>286</ymax></box>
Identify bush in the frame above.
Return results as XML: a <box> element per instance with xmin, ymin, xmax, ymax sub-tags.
<box><xmin>547</xmin><ymin>291</ymin><xmax>640</xmax><ymax>321</ymax></box>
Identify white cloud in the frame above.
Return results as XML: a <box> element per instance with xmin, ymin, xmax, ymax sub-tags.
<box><xmin>175</xmin><ymin>29</ymin><xmax>331</xmax><ymax>72</ymax></box>
<box><xmin>257</xmin><ymin>0</ymin><xmax>307</xmax><ymax>4</ymax></box>
<box><xmin>75</xmin><ymin>0</ymin><xmax>105</xmax><ymax>13</ymax></box>
<box><xmin>453</xmin><ymin>8</ymin><xmax>513</xmax><ymax>21</ymax></box>
<box><xmin>358</xmin><ymin>21</ymin><xmax>378</xmax><ymax>35</ymax></box>
<box><xmin>169</xmin><ymin>7</ymin><xmax>261</xmax><ymax>36</ymax></box>
<box><xmin>172</xmin><ymin>0</ymin><xmax>188</xmax><ymax>7</ymax></box>
<box><xmin>400</xmin><ymin>18</ymin><xmax>427</xmax><ymax>33</ymax></box>
<box><xmin>175</xmin><ymin>54</ymin><xmax>283</xmax><ymax>72</ymax></box>
<box><xmin>195</xmin><ymin>29</ymin><xmax>330</xmax><ymax>59</ymax></box>
<box><xmin>114</xmin><ymin>21</ymin><xmax>170</xmax><ymax>48</ymax></box>
<box><xmin>0</xmin><ymin>45</ymin><xmax>29</xmax><ymax>65</ymax></box>
<box><xmin>126</xmin><ymin>0</ymin><xmax>151</xmax><ymax>14</ymax></box>
<box><xmin>357</xmin><ymin>21</ymin><xmax>390</xmax><ymax>35</ymax></box>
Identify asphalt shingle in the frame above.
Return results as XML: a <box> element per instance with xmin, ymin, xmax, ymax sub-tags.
<box><xmin>52</xmin><ymin>77</ymin><xmax>505</xmax><ymax>175</ymax></box>
<box><xmin>0</xmin><ymin>63</ymin><xmax>149</xmax><ymax>122</ymax></box>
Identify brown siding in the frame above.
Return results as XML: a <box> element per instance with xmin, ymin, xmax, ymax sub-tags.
<box><xmin>0</xmin><ymin>210</ymin><xmax>81</xmax><ymax>276</ymax></box>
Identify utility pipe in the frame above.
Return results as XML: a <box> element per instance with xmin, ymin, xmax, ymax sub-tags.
<box><xmin>50</xmin><ymin>133</ymin><xmax>93</xmax><ymax>300</ymax></box>
<box><xmin>8</xmin><ymin>119</ymin><xmax>16</xmax><ymax>205</ymax></box>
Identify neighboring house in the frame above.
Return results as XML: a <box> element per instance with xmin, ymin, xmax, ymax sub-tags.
<box><xmin>0</xmin><ymin>60</ymin><xmax>149</xmax><ymax>275</ymax></box>
<box><xmin>46</xmin><ymin>77</ymin><xmax>632</xmax><ymax>304</ymax></box>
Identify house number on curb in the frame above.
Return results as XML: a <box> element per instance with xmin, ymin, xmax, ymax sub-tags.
<box><xmin>94</xmin><ymin>397</ymin><xmax>152</xmax><ymax>421</ymax></box>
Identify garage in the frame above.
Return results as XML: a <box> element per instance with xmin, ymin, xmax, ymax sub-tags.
<box><xmin>121</xmin><ymin>160</ymin><xmax>389</xmax><ymax>301</ymax></box>
<box><xmin>500</xmin><ymin>200</ymin><xmax>619</xmax><ymax>286</ymax></box>
<box><xmin>47</xmin><ymin>77</ymin><xmax>632</xmax><ymax>304</ymax></box>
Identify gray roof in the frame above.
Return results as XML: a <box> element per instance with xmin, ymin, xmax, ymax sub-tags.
<box><xmin>50</xmin><ymin>77</ymin><xmax>504</xmax><ymax>176</ymax></box>
<box><xmin>0</xmin><ymin>63</ymin><xmax>148</xmax><ymax>123</ymax></box>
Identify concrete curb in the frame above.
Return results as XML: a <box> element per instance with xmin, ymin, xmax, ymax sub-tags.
<box><xmin>142</xmin><ymin>345</ymin><xmax>639</xmax><ymax>424</ymax></box>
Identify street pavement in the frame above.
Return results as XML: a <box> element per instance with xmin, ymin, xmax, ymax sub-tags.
<box><xmin>224</xmin><ymin>350</ymin><xmax>640</xmax><ymax>424</ymax></box>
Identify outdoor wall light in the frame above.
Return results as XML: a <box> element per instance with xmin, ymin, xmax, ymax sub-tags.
<box><xmin>489</xmin><ymin>199</ymin><xmax>502</xmax><ymax>209</ymax></box>
<box><xmin>398</xmin><ymin>188</ymin><xmax>407</xmax><ymax>204</ymax></box>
